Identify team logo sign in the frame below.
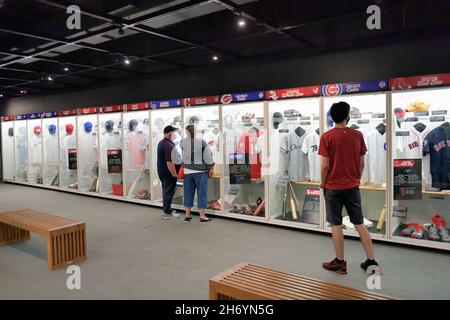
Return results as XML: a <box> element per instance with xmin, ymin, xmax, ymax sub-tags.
<box><xmin>220</xmin><ymin>94</ymin><xmax>233</xmax><ymax>104</ymax></box>
<box><xmin>322</xmin><ymin>84</ymin><xmax>343</xmax><ymax>96</ymax></box>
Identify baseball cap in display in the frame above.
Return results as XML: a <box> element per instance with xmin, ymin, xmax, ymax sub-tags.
<box><xmin>48</xmin><ymin>124</ymin><xmax>56</xmax><ymax>135</ymax></box>
<box><xmin>65</xmin><ymin>124</ymin><xmax>74</xmax><ymax>135</ymax></box>
<box><xmin>105</xmin><ymin>120</ymin><xmax>114</xmax><ymax>132</ymax></box>
<box><xmin>34</xmin><ymin>125</ymin><xmax>41</xmax><ymax>135</ymax></box>
<box><xmin>273</xmin><ymin>112</ymin><xmax>284</xmax><ymax>129</ymax></box>
<box><xmin>394</xmin><ymin>107</ymin><xmax>406</xmax><ymax>118</ymax></box>
<box><xmin>84</xmin><ymin>121</ymin><xmax>93</xmax><ymax>133</ymax></box>
<box><xmin>128</xmin><ymin>119</ymin><xmax>138</xmax><ymax>132</ymax></box>
<box><xmin>188</xmin><ymin>115</ymin><xmax>200</xmax><ymax>124</ymax></box>
<box><xmin>164</xmin><ymin>125</ymin><xmax>178</xmax><ymax>134</ymax></box>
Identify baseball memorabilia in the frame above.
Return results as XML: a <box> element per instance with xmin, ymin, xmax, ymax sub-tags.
<box><xmin>281</xmin><ymin>128</ymin><xmax>309</xmax><ymax>181</ymax></box>
<box><xmin>367</xmin><ymin>124</ymin><xmax>387</xmax><ymax>185</ymax></box>
<box><xmin>377</xmin><ymin>206</ymin><xmax>387</xmax><ymax>231</ymax></box>
<box><xmin>253</xmin><ymin>198</ymin><xmax>265</xmax><ymax>216</ymax></box>
<box><xmin>105</xmin><ymin>120</ymin><xmax>114</xmax><ymax>133</ymax></box>
<box><xmin>237</xmin><ymin>128</ymin><xmax>263</xmax><ymax>179</ymax></box>
<box><xmin>65</xmin><ymin>123</ymin><xmax>74</xmax><ymax>135</ymax></box>
<box><xmin>84</xmin><ymin>121</ymin><xmax>93</xmax><ymax>133</ymax></box>
<box><xmin>301</xmin><ymin>130</ymin><xmax>321</xmax><ymax>182</ymax></box>
<box><xmin>48</xmin><ymin>124</ymin><xmax>57</xmax><ymax>135</ymax></box>
<box><xmin>422</xmin><ymin>122</ymin><xmax>450</xmax><ymax>189</ymax></box>
<box><xmin>33</xmin><ymin>125</ymin><xmax>41</xmax><ymax>136</ymax></box>
<box><xmin>396</xmin><ymin>124</ymin><xmax>430</xmax><ymax>158</ymax></box>
<box><xmin>406</xmin><ymin>101</ymin><xmax>430</xmax><ymax>112</ymax></box>
<box><xmin>272</xmin><ymin>112</ymin><xmax>283</xmax><ymax>129</ymax></box>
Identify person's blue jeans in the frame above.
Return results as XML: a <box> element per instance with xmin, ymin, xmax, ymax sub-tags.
<box><xmin>183</xmin><ymin>171</ymin><xmax>208</xmax><ymax>209</ymax></box>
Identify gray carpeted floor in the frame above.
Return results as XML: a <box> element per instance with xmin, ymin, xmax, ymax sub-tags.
<box><xmin>0</xmin><ymin>183</ymin><xmax>449</xmax><ymax>300</ymax></box>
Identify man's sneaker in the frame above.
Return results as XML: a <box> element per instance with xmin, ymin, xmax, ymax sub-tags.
<box><xmin>428</xmin><ymin>224</ymin><xmax>441</xmax><ymax>241</ymax></box>
<box><xmin>411</xmin><ymin>225</ymin><xmax>425</xmax><ymax>239</ymax></box>
<box><xmin>322</xmin><ymin>258</ymin><xmax>347</xmax><ymax>275</ymax></box>
<box><xmin>438</xmin><ymin>227</ymin><xmax>450</xmax><ymax>243</ymax></box>
<box><xmin>200</xmin><ymin>217</ymin><xmax>212</xmax><ymax>223</ymax></box>
<box><xmin>184</xmin><ymin>216</ymin><xmax>192</xmax><ymax>223</ymax></box>
<box><xmin>163</xmin><ymin>213</ymin><xmax>180</xmax><ymax>220</ymax></box>
<box><xmin>360</xmin><ymin>259</ymin><xmax>381</xmax><ymax>274</ymax></box>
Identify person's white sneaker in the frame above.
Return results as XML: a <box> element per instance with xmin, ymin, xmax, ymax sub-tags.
<box><xmin>163</xmin><ymin>213</ymin><xmax>180</xmax><ymax>220</ymax></box>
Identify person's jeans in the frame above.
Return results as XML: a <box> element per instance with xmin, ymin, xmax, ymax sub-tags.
<box><xmin>183</xmin><ymin>172</ymin><xmax>208</xmax><ymax>209</ymax></box>
<box><xmin>160</xmin><ymin>175</ymin><xmax>177</xmax><ymax>214</ymax></box>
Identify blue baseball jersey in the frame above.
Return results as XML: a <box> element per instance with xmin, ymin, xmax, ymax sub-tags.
<box><xmin>423</xmin><ymin>123</ymin><xmax>450</xmax><ymax>189</ymax></box>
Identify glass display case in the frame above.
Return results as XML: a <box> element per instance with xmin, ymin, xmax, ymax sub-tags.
<box><xmin>183</xmin><ymin>104</ymin><xmax>221</xmax><ymax>213</ymax></box>
<box><xmin>98</xmin><ymin>113</ymin><xmax>123</xmax><ymax>197</ymax></box>
<box><xmin>221</xmin><ymin>102</ymin><xmax>266</xmax><ymax>219</ymax></box>
<box><xmin>391</xmin><ymin>87</ymin><xmax>450</xmax><ymax>246</ymax></box>
<box><xmin>267</xmin><ymin>98</ymin><xmax>321</xmax><ymax>227</ymax></box>
<box><xmin>14</xmin><ymin>119</ymin><xmax>28</xmax><ymax>182</ymax></box>
<box><xmin>123</xmin><ymin>111</ymin><xmax>151</xmax><ymax>201</ymax></box>
<box><xmin>1</xmin><ymin>120</ymin><xmax>15</xmax><ymax>181</ymax></box>
<box><xmin>42</xmin><ymin>117</ymin><xmax>59</xmax><ymax>186</ymax></box>
<box><xmin>77</xmin><ymin>114</ymin><xmax>99</xmax><ymax>193</ymax></box>
<box><xmin>59</xmin><ymin>116</ymin><xmax>78</xmax><ymax>189</ymax></box>
<box><xmin>27</xmin><ymin>118</ymin><xmax>43</xmax><ymax>184</ymax></box>
<box><xmin>323</xmin><ymin>93</ymin><xmax>388</xmax><ymax>236</ymax></box>
<box><xmin>150</xmin><ymin>107</ymin><xmax>183</xmax><ymax>206</ymax></box>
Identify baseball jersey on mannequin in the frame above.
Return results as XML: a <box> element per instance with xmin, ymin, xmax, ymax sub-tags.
<box><xmin>255</xmin><ymin>131</ymin><xmax>279</xmax><ymax>177</ymax></box>
<box><xmin>99</xmin><ymin>132</ymin><xmax>122</xmax><ymax>166</ymax></box>
<box><xmin>30</xmin><ymin>133</ymin><xmax>42</xmax><ymax>163</ymax></box>
<box><xmin>237</xmin><ymin>128</ymin><xmax>263</xmax><ymax>179</ymax></box>
<box><xmin>281</xmin><ymin>129</ymin><xmax>309</xmax><ymax>181</ymax></box>
<box><xmin>17</xmin><ymin>128</ymin><xmax>27</xmax><ymax>163</ymax></box>
<box><xmin>367</xmin><ymin>125</ymin><xmax>387</xmax><ymax>185</ymax></box>
<box><xmin>423</xmin><ymin>122</ymin><xmax>450</xmax><ymax>190</ymax></box>
<box><xmin>45</xmin><ymin>130</ymin><xmax>58</xmax><ymax>163</ymax></box>
<box><xmin>126</xmin><ymin>133</ymin><xmax>147</xmax><ymax>170</ymax></box>
<box><xmin>203</xmin><ymin>129</ymin><xmax>220</xmax><ymax>165</ymax></box>
<box><xmin>301</xmin><ymin>130</ymin><xmax>321</xmax><ymax>182</ymax></box>
<box><xmin>79</xmin><ymin>132</ymin><xmax>98</xmax><ymax>164</ymax></box>
<box><xmin>351</xmin><ymin>126</ymin><xmax>370</xmax><ymax>184</ymax></box>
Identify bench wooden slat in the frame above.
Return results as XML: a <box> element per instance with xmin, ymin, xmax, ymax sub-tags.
<box><xmin>0</xmin><ymin>209</ymin><xmax>86</xmax><ymax>270</ymax></box>
<box><xmin>210</xmin><ymin>263</ymin><xmax>395</xmax><ymax>300</ymax></box>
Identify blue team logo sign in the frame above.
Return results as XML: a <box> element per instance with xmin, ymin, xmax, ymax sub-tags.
<box><xmin>322</xmin><ymin>80</ymin><xmax>387</xmax><ymax>96</ymax></box>
<box><xmin>221</xmin><ymin>91</ymin><xmax>265</xmax><ymax>104</ymax></box>
<box><xmin>42</xmin><ymin>112</ymin><xmax>57</xmax><ymax>118</ymax></box>
<box><xmin>28</xmin><ymin>113</ymin><xmax>42</xmax><ymax>119</ymax></box>
<box><xmin>150</xmin><ymin>99</ymin><xmax>182</xmax><ymax>109</ymax></box>
<box><xmin>15</xmin><ymin>114</ymin><xmax>27</xmax><ymax>120</ymax></box>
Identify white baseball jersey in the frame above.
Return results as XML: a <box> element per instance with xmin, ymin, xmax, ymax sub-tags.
<box><xmin>301</xmin><ymin>131</ymin><xmax>321</xmax><ymax>182</ymax></box>
<box><xmin>45</xmin><ymin>133</ymin><xmax>58</xmax><ymax>164</ymax></box>
<box><xmin>355</xmin><ymin>128</ymin><xmax>370</xmax><ymax>184</ymax></box>
<box><xmin>29</xmin><ymin>134</ymin><xmax>42</xmax><ymax>163</ymax></box>
<box><xmin>366</xmin><ymin>128</ymin><xmax>387</xmax><ymax>185</ymax></box>
<box><xmin>396</xmin><ymin>126</ymin><xmax>430</xmax><ymax>159</ymax></box>
<box><xmin>79</xmin><ymin>132</ymin><xmax>98</xmax><ymax>165</ymax></box>
<box><xmin>99</xmin><ymin>133</ymin><xmax>122</xmax><ymax>166</ymax></box>
<box><xmin>60</xmin><ymin>134</ymin><xmax>77</xmax><ymax>167</ymax></box>
<box><xmin>281</xmin><ymin>131</ymin><xmax>309</xmax><ymax>181</ymax></box>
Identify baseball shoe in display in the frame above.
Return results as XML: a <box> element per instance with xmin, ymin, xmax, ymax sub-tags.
<box><xmin>163</xmin><ymin>212</ymin><xmax>180</xmax><ymax>220</ymax></box>
<box><xmin>428</xmin><ymin>223</ymin><xmax>441</xmax><ymax>241</ymax></box>
<box><xmin>402</xmin><ymin>223</ymin><xmax>419</xmax><ymax>237</ymax></box>
<box><xmin>360</xmin><ymin>259</ymin><xmax>381</xmax><ymax>274</ymax></box>
<box><xmin>438</xmin><ymin>227</ymin><xmax>450</xmax><ymax>243</ymax></box>
<box><xmin>322</xmin><ymin>258</ymin><xmax>347</xmax><ymax>275</ymax></box>
<box><xmin>411</xmin><ymin>224</ymin><xmax>425</xmax><ymax>239</ymax></box>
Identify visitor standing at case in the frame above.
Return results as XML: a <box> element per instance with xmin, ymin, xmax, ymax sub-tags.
<box><xmin>319</xmin><ymin>102</ymin><xmax>379</xmax><ymax>275</ymax></box>
<box><xmin>157</xmin><ymin>125</ymin><xmax>181</xmax><ymax>220</ymax></box>
<box><xmin>180</xmin><ymin>124</ymin><xmax>214</xmax><ymax>223</ymax></box>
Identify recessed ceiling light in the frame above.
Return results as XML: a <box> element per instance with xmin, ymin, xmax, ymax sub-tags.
<box><xmin>64</xmin><ymin>66</ymin><xmax>69</xmax><ymax>71</ymax></box>
<box><xmin>124</xmin><ymin>57</ymin><xmax>130</xmax><ymax>65</ymax></box>
<box><xmin>0</xmin><ymin>94</ymin><xmax>3</xmax><ymax>98</ymax></box>
<box><xmin>238</xmin><ymin>19</ymin><xmax>246</xmax><ymax>27</ymax></box>
<box><xmin>47</xmin><ymin>75</ymin><xmax>53</xmax><ymax>81</ymax></box>
<box><xmin>212</xmin><ymin>55</ymin><xmax>219</xmax><ymax>61</ymax></box>
<box><xmin>20</xmin><ymin>90</ymin><xmax>26</xmax><ymax>94</ymax></box>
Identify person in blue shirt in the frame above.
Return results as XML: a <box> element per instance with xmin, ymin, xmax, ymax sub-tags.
<box><xmin>157</xmin><ymin>125</ymin><xmax>181</xmax><ymax>219</ymax></box>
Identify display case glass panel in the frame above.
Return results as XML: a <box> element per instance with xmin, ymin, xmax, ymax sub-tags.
<box><xmin>42</xmin><ymin>118</ymin><xmax>59</xmax><ymax>186</ymax></box>
<box><xmin>98</xmin><ymin>113</ymin><xmax>123</xmax><ymax>196</ymax></box>
<box><xmin>150</xmin><ymin>108</ymin><xmax>183</xmax><ymax>206</ymax></box>
<box><xmin>14</xmin><ymin>120</ymin><xmax>28</xmax><ymax>182</ymax></box>
<box><xmin>1</xmin><ymin>121</ymin><xmax>15</xmax><ymax>180</ymax></box>
<box><xmin>183</xmin><ymin>105</ymin><xmax>221</xmax><ymax>213</ymax></box>
<box><xmin>123</xmin><ymin>111</ymin><xmax>151</xmax><ymax>201</ymax></box>
<box><xmin>391</xmin><ymin>87</ymin><xmax>450</xmax><ymax>245</ymax></box>
<box><xmin>221</xmin><ymin>102</ymin><xmax>266</xmax><ymax>218</ymax></box>
<box><xmin>323</xmin><ymin>93</ymin><xmax>387</xmax><ymax>235</ymax></box>
<box><xmin>27</xmin><ymin>118</ymin><xmax>43</xmax><ymax>184</ymax></box>
<box><xmin>77</xmin><ymin>114</ymin><xmax>99</xmax><ymax>193</ymax></box>
<box><xmin>59</xmin><ymin>116</ymin><xmax>78</xmax><ymax>188</ymax></box>
<box><xmin>268</xmin><ymin>98</ymin><xmax>321</xmax><ymax>226</ymax></box>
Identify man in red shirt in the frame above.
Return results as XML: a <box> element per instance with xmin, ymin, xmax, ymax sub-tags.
<box><xmin>318</xmin><ymin>102</ymin><xmax>379</xmax><ymax>275</ymax></box>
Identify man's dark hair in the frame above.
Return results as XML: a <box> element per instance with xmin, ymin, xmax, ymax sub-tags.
<box><xmin>330</xmin><ymin>101</ymin><xmax>350</xmax><ymax>124</ymax></box>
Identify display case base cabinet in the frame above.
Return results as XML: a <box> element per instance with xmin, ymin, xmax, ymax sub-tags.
<box><xmin>3</xmin><ymin>180</ymin><xmax>450</xmax><ymax>251</ymax></box>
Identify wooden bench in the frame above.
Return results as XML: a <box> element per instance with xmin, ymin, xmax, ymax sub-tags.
<box><xmin>210</xmin><ymin>263</ymin><xmax>395</xmax><ymax>300</ymax></box>
<box><xmin>0</xmin><ymin>209</ymin><xmax>86</xmax><ymax>270</ymax></box>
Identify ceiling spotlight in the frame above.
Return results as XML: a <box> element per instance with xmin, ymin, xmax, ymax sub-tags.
<box><xmin>64</xmin><ymin>66</ymin><xmax>69</xmax><ymax>72</ymax></box>
<box><xmin>47</xmin><ymin>75</ymin><xmax>53</xmax><ymax>81</ymax></box>
<box><xmin>20</xmin><ymin>90</ymin><xmax>27</xmax><ymax>94</ymax></box>
<box><xmin>124</xmin><ymin>57</ymin><xmax>130</xmax><ymax>65</ymax></box>
<box><xmin>212</xmin><ymin>55</ymin><xmax>219</xmax><ymax>61</ymax></box>
<box><xmin>0</xmin><ymin>94</ymin><xmax>3</xmax><ymax>98</ymax></box>
<box><xmin>238</xmin><ymin>19</ymin><xmax>246</xmax><ymax>27</ymax></box>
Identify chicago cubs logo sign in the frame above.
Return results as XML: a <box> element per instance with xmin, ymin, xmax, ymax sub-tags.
<box><xmin>322</xmin><ymin>84</ymin><xmax>343</xmax><ymax>96</ymax></box>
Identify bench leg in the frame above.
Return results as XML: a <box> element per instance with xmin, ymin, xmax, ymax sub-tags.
<box><xmin>47</xmin><ymin>226</ymin><xmax>86</xmax><ymax>271</ymax></box>
<box><xmin>0</xmin><ymin>222</ymin><xmax>30</xmax><ymax>246</ymax></box>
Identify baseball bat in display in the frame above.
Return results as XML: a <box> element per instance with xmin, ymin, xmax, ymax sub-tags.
<box><xmin>253</xmin><ymin>198</ymin><xmax>265</xmax><ymax>216</ymax></box>
<box><xmin>377</xmin><ymin>205</ymin><xmax>387</xmax><ymax>230</ymax></box>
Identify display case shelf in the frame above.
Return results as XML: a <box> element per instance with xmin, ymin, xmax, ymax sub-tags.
<box><xmin>293</xmin><ymin>181</ymin><xmax>386</xmax><ymax>192</ymax></box>
<box><xmin>393</xmin><ymin>223</ymin><xmax>450</xmax><ymax>242</ymax></box>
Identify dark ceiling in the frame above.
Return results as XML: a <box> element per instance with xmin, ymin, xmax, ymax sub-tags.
<box><xmin>0</xmin><ymin>0</ymin><xmax>449</xmax><ymax>99</ymax></box>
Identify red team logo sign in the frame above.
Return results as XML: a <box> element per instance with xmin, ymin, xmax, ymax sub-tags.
<box><xmin>265</xmin><ymin>86</ymin><xmax>321</xmax><ymax>100</ymax></box>
<box><xmin>390</xmin><ymin>73</ymin><xmax>450</xmax><ymax>90</ymax></box>
<box><xmin>220</xmin><ymin>94</ymin><xmax>233</xmax><ymax>104</ymax></box>
<box><xmin>322</xmin><ymin>84</ymin><xmax>343</xmax><ymax>96</ymax></box>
